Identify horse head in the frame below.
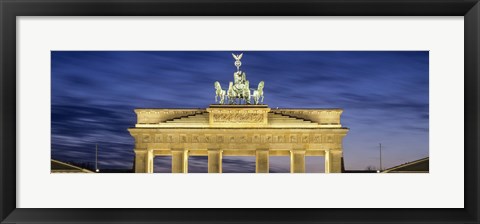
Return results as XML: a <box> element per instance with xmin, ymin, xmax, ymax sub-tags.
<box><xmin>258</xmin><ymin>81</ymin><xmax>264</xmax><ymax>90</ymax></box>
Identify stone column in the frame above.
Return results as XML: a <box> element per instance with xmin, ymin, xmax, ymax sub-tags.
<box><xmin>325</xmin><ymin>149</ymin><xmax>331</xmax><ymax>173</ymax></box>
<box><xmin>208</xmin><ymin>149</ymin><xmax>223</xmax><ymax>173</ymax></box>
<box><xmin>290</xmin><ymin>149</ymin><xmax>306</xmax><ymax>173</ymax></box>
<box><xmin>255</xmin><ymin>149</ymin><xmax>269</xmax><ymax>173</ymax></box>
<box><xmin>171</xmin><ymin>149</ymin><xmax>188</xmax><ymax>173</ymax></box>
<box><xmin>134</xmin><ymin>149</ymin><xmax>147</xmax><ymax>173</ymax></box>
<box><xmin>146</xmin><ymin>149</ymin><xmax>154</xmax><ymax>173</ymax></box>
<box><xmin>325</xmin><ymin>149</ymin><xmax>342</xmax><ymax>173</ymax></box>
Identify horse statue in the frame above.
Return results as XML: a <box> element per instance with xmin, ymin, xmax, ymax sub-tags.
<box><xmin>214</xmin><ymin>81</ymin><xmax>226</xmax><ymax>104</ymax></box>
<box><xmin>252</xmin><ymin>81</ymin><xmax>265</xmax><ymax>105</ymax></box>
<box><xmin>227</xmin><ymin>82</ymin><xmax>234</xmax><ymax>104</ymax></box>
<box><xmin>227</xmin><ymin>71</ymin><xmax>251</xmax><ymax>104</ymax></box>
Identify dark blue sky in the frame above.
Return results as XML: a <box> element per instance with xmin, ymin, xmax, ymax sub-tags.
<box><xmin>51</xmin><ymin>51</ymin><xmax>429</xmax><ymax>172</ymax></box>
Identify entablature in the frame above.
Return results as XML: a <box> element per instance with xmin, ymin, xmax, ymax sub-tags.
<box><xmin>129</xmin><ymin>127</ymin><xmax>348</xmax><ymax>150</ymax></box>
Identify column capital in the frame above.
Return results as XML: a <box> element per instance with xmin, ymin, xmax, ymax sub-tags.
<box><xmin>134</xmin><ymin>148</ymin><xmax>148</xmax><ymax>153</ymax></box>
<box><xmin>290</xmin><ymin>149</ymin><xmax>306</xmax><ymax>154</ymax></box>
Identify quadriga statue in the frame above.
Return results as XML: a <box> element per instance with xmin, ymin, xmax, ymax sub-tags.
<box><xmin>227</xmin><ymin>71</ymin><xmax>251</xmax><ymax>104</ymax></box>
<box><xmin>213</xmin><ymin>53</ymin><xmax>265</xmax><ymax>105</ymax></box>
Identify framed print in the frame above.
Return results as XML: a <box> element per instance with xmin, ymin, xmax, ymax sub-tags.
<box><xmin>1</xmin><ymin>0</ymin><xmax>479</xmax><ymax>223</ymax></box>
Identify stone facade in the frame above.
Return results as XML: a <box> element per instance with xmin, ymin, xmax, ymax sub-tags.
<box><xmin>128</xmin><ymin>105</ymin><xmax>348</xmax><ymax>173</ymax></box>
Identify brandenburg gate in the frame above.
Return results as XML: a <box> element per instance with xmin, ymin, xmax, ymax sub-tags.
<box><xmin>128</xmin><ymin>53</ymin><xmax>349</xmax><ymax>173</ymax></box>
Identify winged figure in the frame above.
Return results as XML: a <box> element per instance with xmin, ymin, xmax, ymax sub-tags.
<box><xmin>232</xmin><ymin>53</ymin><xmax>243</xmax><ymax>71</ymax></box>
<box><xmin>232</xmin><ymin>53</ymin><xmax>243</xmax><ymax>61</ymax></box>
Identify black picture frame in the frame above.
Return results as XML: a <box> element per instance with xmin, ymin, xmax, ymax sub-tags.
<box><xmin>1</xmin><ymin>0</ymin><xmax>479</xmax><ymax>223</ymax></box>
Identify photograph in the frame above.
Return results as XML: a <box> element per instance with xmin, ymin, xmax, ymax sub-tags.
<box><xmin>2</xmin><ymin>0</ymin><xmax>478</xmax><ymax>222</ymax></box>
<box><xmin>51</xmin><ymin>51</ymin><xmax>429</xmax><ymax>174</ymax></box>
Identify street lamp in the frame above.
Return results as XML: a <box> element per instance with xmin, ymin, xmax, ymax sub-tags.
<box><xmin>95</xmin><ymin>144</ymin><xmax>100</xmax><ymax>173</ymax></box>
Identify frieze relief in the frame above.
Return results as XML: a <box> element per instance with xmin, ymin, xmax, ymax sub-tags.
<box><xmin>302</xmin><ymin>135</ymin><xmax>309</xmax><ymax>143</ymax></box>
<box><xmin>290</xmin><ymin>135</ymin><xmax>298</xmax><ymax>143</ymax></box>
<box><xmin>212</xmin><ymin>112</ymin><xmax>264</xmax><ymax>123</ymax></box>
<box><xmin>253</xmin><ymin>135</ymin><xmax>261</xmax><ymax>143</ymax></box>
<box><xmin>155</xmin><ymin>134</ymin><xmax>163</xmax><ymax>143</ymax></box>
<box><xmin>240</xmin><ymin>136</ymin><xmax>248</xmax><ymax>143</ymax></box>
<box><xmin>180</xmin><ymin>135</ymin><xmax>187</xmax><ymax>143</ymax></box>
<box><xmin>142</xmin><ymin>134</ymin><xmax>151</xmax><ymax>143</ymax></box>
<box><xmin>313</xmin><ymin>135</ymin><xmax>321</xmax><ymax>143</ymax></box>
<box><xmin>192</xmin><ymin>135</ymin><xmax>199</xmax><ymax>143</ymax></box>
<box><xmin>264</xmin><ymin>134</ymin><xmax>273</xmax><ymax>143</ymax></box>
<box><xmin>135</xmin><ymin>133</ymin><xmax>343</xmax><ymax>145</ymax></box>
<box><xmin>166</xmin><ymin>134</ymin><xmax>177</xmax><ymax>143</ymax></box>
<box><xmin>205</xmin><ymin>135</ymin><xmax>215</xmax><ymax>143</ymax></box>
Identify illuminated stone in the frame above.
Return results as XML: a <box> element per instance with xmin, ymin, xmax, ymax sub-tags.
<box><xmin>255</xmin><ymin>149</ymin><xmax>269</xmax><ymax>173</ymax></box>
<box><xmin>171</xmin><ymin>149</ymin><xmax>188</xmax><ymax>173</ymax></box>
<box><xmin>290</xmin><ymin>149</ymin><xmax>306</xmax><ymax>173</ymax></box>
<box><xmin>207</xmin><ymin>149</ymin><xmax>223</xmax><ymax>173</ymax></box>
<box><xmin>128</xmin><ymin>105</ymin><xmax>348</xmax><ymax>173</ymax></box>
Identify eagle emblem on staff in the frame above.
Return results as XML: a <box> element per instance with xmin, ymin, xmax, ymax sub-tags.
<box><xmin>232</xmin><ymin>53</ymin><xmax>243</xmax><ymax>71</ymax></box>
